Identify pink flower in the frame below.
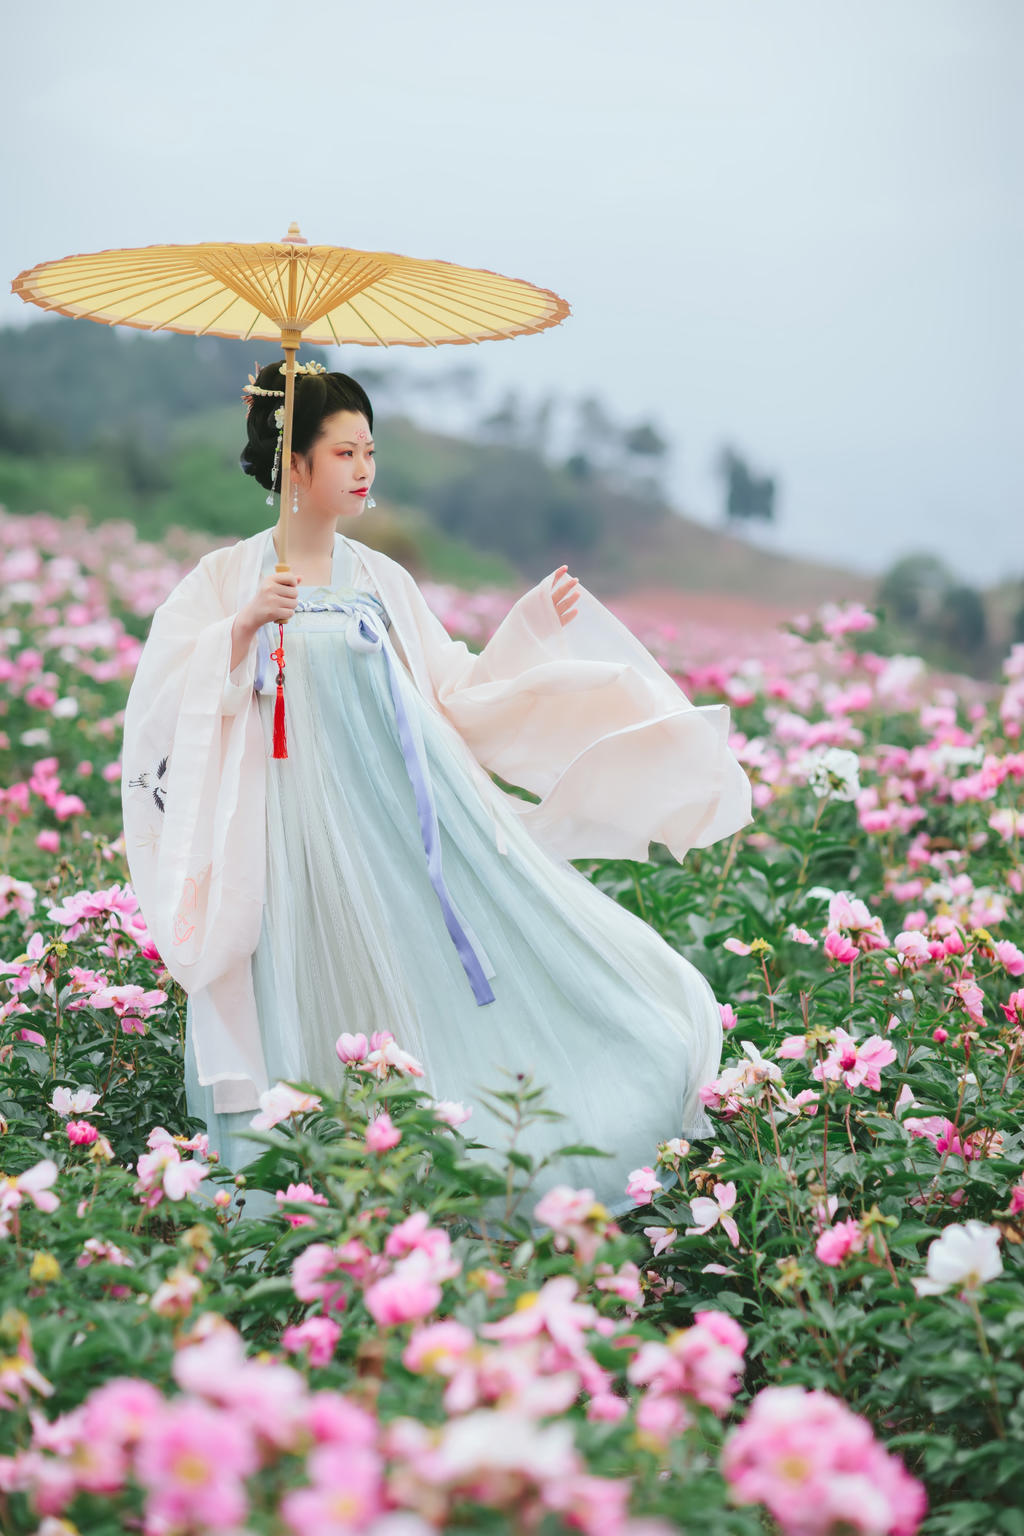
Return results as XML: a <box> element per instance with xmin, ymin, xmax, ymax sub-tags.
<box><xmin>0</xmin><ymin>1159</ymin><xmax>60</xmax><ymax>1215</ymax></box>
<box><xmin>402</xmin><ymin>1320</ymin><xmax>476</xmax><ymax>1376</ymax></box>
<box><xmin>720</xmin><ymin>1004</ymin><xmax>738</xmax><ymax>1031</ymax></box>
<box><xmin>433</xmin><ymin>1098</ymin><xmax>473</xmax><ymax>1127</ymax></box>
<box><xmin>365</xmin><ymin>1111</ymin><xmax>401</xmax><ymax>1153</ymax></box>
<box><xmin>777</xmin><ymin>1035</ymin><xmax>808</xmax><ymax>1059</ymax></box>
<box><xmin>813</xmin><ymin>1028</ymin><xmax>897</xmax><ymax>1091</ymax></box>
<box><xmin>628</xmin><ymin>1310</ymin><xmax>747</xmax><ymax>1416</ymax></box>
<box><xmin>625</xmin><ymin>1166</ymin><xmax>663</xmax><ymax>1205</ymax></box>
<box><xmin>249</xmin><ymin>1082</ymin><xmax>323</xmax><ymax>1131</ymax></box>
<box><xmin>1001</xmin><ymin>989</ymin><xmax>1024</xmax><ymax>1024</ymax></box>
<box><xmin>66</xmin><ymin>1120</ymin><xmax>99</xmax><ymax>1146</ymax></box>
<box><xmin>723</xmin><ymin>1386</ymin><xmax>926</xmax><ymax>1535</ymax></box>
<box><xmin>723</xmin><ymin>937</ymin><xmax>753</xmax><ymax>955</ymax></box>
<box><xmin>134</xmin><ymin>1398</ymin><xmax>258</xmax><ymax>1531</ymax></box>
<box><xmin>335</xmin><ymin>1031</ymin><xmax>369</xmax><ymax>1063</ymax></box>
<box><xmin>358</xmin><ymin>1032</ymin><xmax>424</xmax><ymax>1079</ymax></box>
<box><xmin>275</xmin><ymin>1183</ymin><xmax>329</xmax><ymax>1229</ymax></box>
<box><xmin>534</xmin><ymin>1185</ymin><xmax>608</xmax><ymax>1264</ymax></box>
<box><xmin>894</xmin><ymin>930</ymin><xmax>933</xmax><ymax>967</ymax></box>
<box><xmin>82</xmin><ymin>1377</ymin><xmax>164</xmax><ymax>1450</ymax></box>
<box><xmin>903</xmin><ymin>1116</ymin><xmax>990</xmax><ymax>1163</ymax></box>
<box><xmin>384</xmin><ymin>1212</ymin><xmax>460</xmax><ymax>1280</ymax></box>
<box><xmin>636</xmin><ymin>1390</ymin><xmax>692</xmax><ymax>1447</ymax></box>
<box><xmin>824</xmin><ymin>929</ymin><xmax>859</xmax><ymax>965</ymax></box>
<box><xmin>35</xmin><ymin>830</ymin><xmax>59</xmax><ymax>854</ymax></box>
<box><xmin>364</xmin><ymin>1258</ymin><xmax>442</xmax><ymax>1327</ymax></box>
<box><xmin>291</xmin><ymin>1244</ymin><xmax>351</xmax><ymax>1316</ymax></box>
<box><xmin>995</xmin><ymin>940</ymin><xmax>1024</xmax><ymax>977</ymax></box>
<box><xmin>480</xmin><ymin>1274</ymin><xmax>600</xmax><ymax>1352</ymax></box>
<box><xmin>950</xmin><ymin>977</ymin><xmax>985</xmax><ymax>1026</ymax></box>
<box><xmin>50</xmin><ymin>1086</ymin><xmax>100</xmax><ymax>1117</ymax></box>
<box><xmin>281</xmin><ymin>1316</ymin><xmax>342</xmax><ymax>1368</ymax></box>
<box><xmin>686</xmin><ymin>1181</ymin><xmax>740</xmax><ymax>1247</ymax></box>
<box><xmin>587</xmin><ymin>1393</ymin><xmax>629</xmax><ymax>1423</ymax></box>
<box><xmin>88</xmin><ymin>983</ymin><xmax>166</xmax><ymax>1034</ymax></box>
<box><xmin>279</xmin><ymin>1444</ymin><xmax>384</xmax><ymax>1536</ymax></box>
<box><xmin>53</xmin><ymin>792</ymin><xmax>86</xmax><ymax>821</ymax></box>
<box><xmin>815</xmin><ymin>1218</ymin><xmax>865</xmax><ymax>1267</ymax></box>
<box><xmin>150</xmin><ymin>1269</ymin><xmax>202</xmax><ymax>1319</ymax></box>
<box><xmin>827</xmin><ymin>891</ymin><xmax>888</xmax><ymax>949</ymax></box>
<box><xmin>134</xmin><ymin>1144</ymin><xmax>207</xmax><ymax>1208</ymax></box>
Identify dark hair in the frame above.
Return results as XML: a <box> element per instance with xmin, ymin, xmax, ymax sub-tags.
<box><xmin>239</xmin><ymin>365</ymin><xmax>374</xmax><ymax>494</ymax></box>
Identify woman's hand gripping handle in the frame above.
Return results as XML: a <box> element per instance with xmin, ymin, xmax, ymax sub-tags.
<box><xmin>230</xmin><ymin>568</ymin><xmax>303</xmax><ymax>672</ymax></box>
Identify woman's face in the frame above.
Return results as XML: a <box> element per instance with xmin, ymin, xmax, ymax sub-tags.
<box><xmin>292</xmin><ymin>409</ymin><xmax>376</xmax><ymax>519</ymax></box>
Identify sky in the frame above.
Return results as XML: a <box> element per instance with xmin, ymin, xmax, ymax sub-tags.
<box><xmin>3</xmin><ymin>0</ymin><xmax>1021</xmax><ymax>586</ymax></box>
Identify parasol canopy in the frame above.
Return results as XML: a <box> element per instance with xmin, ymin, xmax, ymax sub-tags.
<box><xmin>10</xmin><ymin>222</ymin><xmax>571</xmax><ymax>564</ymax></box>
<box><xmin>11</xmin><ymin>222</ymin><xmax>571</xmax><ymax>759</ymax></box>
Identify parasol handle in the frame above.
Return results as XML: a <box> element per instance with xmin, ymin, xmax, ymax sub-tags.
<box><xmin>276</xmin><ymin>321</ymin><xmax>302</xmax><ymax>566</ymax></box>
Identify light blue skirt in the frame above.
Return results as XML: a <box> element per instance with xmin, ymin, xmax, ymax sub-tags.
<box><xmin>185</xmin><ymin>541</ymin><xmax>721</xmax><ymax>1222</ymax></box>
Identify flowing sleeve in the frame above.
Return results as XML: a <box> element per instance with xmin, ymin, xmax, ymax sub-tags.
<box><xmin>384</xmin><ymin>563</ymin><xmax>754</xmax><ymax>865</ymax></box>
<box><xmin>120</xmin><ymin>554</ymin><xmax>266</xmax><ymax>1002</ymax></box>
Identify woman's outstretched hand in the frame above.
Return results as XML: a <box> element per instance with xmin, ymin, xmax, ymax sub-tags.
<box><xmin>551</xmin><ymin>566</ymin><xmax>580</xmax><ymax>628</ymax></box>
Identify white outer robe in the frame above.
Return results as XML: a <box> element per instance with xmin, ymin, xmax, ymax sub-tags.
<box><xmin>121</xmin><ymin>526</ymin><xmax>752</xmax><ymax>1113</ymax></box>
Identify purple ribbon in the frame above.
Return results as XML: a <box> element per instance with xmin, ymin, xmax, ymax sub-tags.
<box><xmin>256</xmin><ymin>597</ymin><xmax>496</xmax><ymax>1006</ymax></box>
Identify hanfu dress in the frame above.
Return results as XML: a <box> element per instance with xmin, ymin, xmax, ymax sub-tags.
<box><xmin>183</xmin><ymin>534</ymin><xmax>723</xmax><ymax>1220</ymax></box>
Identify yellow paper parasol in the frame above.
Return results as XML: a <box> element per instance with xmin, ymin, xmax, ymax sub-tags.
<box><xmin>10</xmin><ymin>221</ymin><xmax>571</xmax><ymax>566</ymax></box>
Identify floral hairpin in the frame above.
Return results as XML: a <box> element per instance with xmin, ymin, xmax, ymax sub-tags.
<box><xmin>285</xmin><ymin>359</ymin><xmax>328</xmax><ymax>377</ymax></box>
<box><xmin>241</xmin><ymin>361</ymin><xmax>286</xmax><ymax>417</ymax></box>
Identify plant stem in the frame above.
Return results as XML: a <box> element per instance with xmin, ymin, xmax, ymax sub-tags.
<box><xmin>967</xmin><ymin>1292</ymin><xmax>1006</xmax><ymax>1440</ymax></box>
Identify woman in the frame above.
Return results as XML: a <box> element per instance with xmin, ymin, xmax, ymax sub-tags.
<box><xmin>121</xmin><ymin>363</ymin><xmax>752</xmax><ymax>1218</ymax></box>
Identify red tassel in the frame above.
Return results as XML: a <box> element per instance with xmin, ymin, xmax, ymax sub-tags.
<box><xmin>270</xmin><ymin>623</ymin><xmax>288</xmax><ymax>759</ymax></box>
<box><xmin>272</xmin><ymin>684</ymin><xmax>287</xmax><ymax>758</ymax></box>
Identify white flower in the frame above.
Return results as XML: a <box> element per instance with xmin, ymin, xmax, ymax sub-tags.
<box><xmin>797</xmin><ymin>747</ymin><xmax>861</xmax><ymax>802</ymax></box>
<box><xmin>50</xmin><ymin>1086</ymin><xmax>100</xmax><ymax>1117</ymax></box>
<box><xmin>912</xmin><ymin>1220</ymin><xmax>1002</xmax><ymax>1297</ymax></box>
<box><xmin>51</xmin><ymin>697</ymin><xmax>79</xmax><ymax>720</ymax></box>
<box><xmin>19</xmin><ymin>728</ymin><xmax>51</xmax><ymax>748</ymax></box>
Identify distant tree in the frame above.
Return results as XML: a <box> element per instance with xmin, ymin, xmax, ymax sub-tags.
<box><xmin>622</xmin><ymin>420</ymin><xmax>670</xmax><ymax>494</ymax></box>
<box><xmin>531</xmin><ymin>395</ymin><xmax>557</xmax><ymax>459</ymax></box>
<box><xmin>476</xmin><ymin>388</ymin><xmax>524</xmax><ymax>446</ymax></box>
<box><xmin>0</xmin><ymin>396</ymin><xmax>65</xmax><ymax>456</ymax></box>
<box><xmin>878</xmin><ymin>555</ymin><xmax>952</xmax><ymax>628</ymax></box>
<box><xmin>564</xmin><ymin>453</ymin><xmax>592</xmax><ymax>482</ymax></box>
<box><xmin>938</xmin><ymin>585</ymin><xmax>988</xmax><ymax>655</ymax></box>
<box><xmin>877</xmin><ymin>554</ymin><xmax>990</xmax><ymax>667</ymax></box>
<box><xmin>1014</xmin><ymin>586</ymin><xmax>1024</xmax><ymax>645</ymax></box>
<box><xmin>571</xmin><ymin>395</ymin><xmax>621</xmax><ymax>473</ymax></box>
<box><xmin>0</xmin><ymin>317</ymin><xmax>332</xmax><ymax>451</ymax></box>
<box><xmin>716</xmin><ymin>446</ymin><xmax>776</xmax><ymax>526</ymax></box>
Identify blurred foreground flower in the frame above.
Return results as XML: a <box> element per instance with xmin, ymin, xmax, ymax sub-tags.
<box><xmin>912</xmin><ymin>1220</ymin><xmax>1003</xmax><ymax>1298</ymax></box>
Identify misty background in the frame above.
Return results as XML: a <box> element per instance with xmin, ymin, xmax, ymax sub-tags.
<box><xmin>2</xmin><ymin>0</ymin><xmax>1020</xmax><ymax>619</ymax></box>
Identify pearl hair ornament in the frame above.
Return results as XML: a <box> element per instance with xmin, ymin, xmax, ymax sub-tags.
<box><xmin>244</xmin><ymin>356</ymin><xmax>340</xmax><ymax>506</ymax></box>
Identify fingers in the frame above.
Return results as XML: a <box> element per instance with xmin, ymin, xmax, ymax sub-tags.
<box><xmin>552</xmin><ymin>567</ymin><xmax>580</xmax><ymax>629</ymax></box>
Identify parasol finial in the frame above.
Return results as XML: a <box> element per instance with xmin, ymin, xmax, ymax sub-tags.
<box><xmin>281</xmin><ymin>222</ymin><xmax>308</xmax><ymax>246</ymax></box>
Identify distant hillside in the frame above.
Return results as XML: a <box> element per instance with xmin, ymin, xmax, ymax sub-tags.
<box><xmin>0</xmin><ymin>315</ymin><xmax>878</xmax><ymax>616</ymax></box>
<box><xmin>588</xmin><ymin>509</ymin><xmax>872</xmax><ymax>608</ymax></box>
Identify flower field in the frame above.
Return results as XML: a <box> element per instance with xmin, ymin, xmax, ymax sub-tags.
<box><xmin>1</xmin><ymin>507</ymin><xmax>1023</xmax><ymax>1536</ymax></box>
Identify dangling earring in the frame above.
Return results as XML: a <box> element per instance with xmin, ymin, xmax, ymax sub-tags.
<box><xmin>292</xmin><ymin>482</ymin><xmax>300</xmax><ymax>517</ymax></box>
<box><xmin>366</xmin><ymin>495</ymin><xmax>377</xmax><ymax>509</ymax></box>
